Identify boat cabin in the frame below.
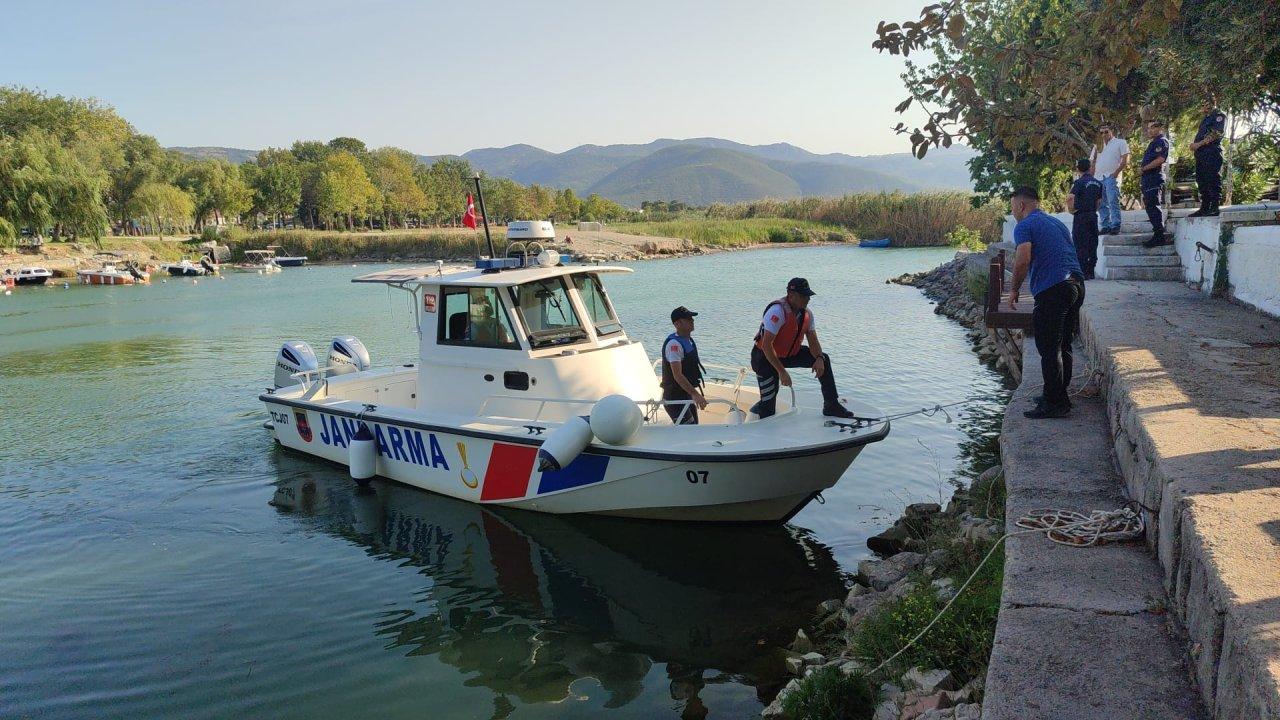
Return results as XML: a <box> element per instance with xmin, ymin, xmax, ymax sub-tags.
<box><xmin>356</xmin><ymin>253</ymin><xmax>655</xmax><ymax>421</ymax></box>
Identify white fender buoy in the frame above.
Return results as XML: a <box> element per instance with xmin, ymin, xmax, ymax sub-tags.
<box><xmin>537</xmin><ymin>416</ymin><xmax>593</xmax><ymax>472</ymax></box>
<box><xmin>590</xmin><ymin>395</ymin><xmax>643</xmax><ymax>445</ymax></box>
<box><xmin>349</xmin><ymin>423</ymin><xmax>377</xmax><ymax>484</ymax></box>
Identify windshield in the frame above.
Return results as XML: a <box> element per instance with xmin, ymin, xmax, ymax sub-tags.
<box><xmin>572</xmin><ymin>273</ymin><xmax>623</xmax><ymax>336</ymax></box>
<box><xmin>512</xmin><ymin>278</ymin><xmax>588</xmax><ymax>347</ymax></box>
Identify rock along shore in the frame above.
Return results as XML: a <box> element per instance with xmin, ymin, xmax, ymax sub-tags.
<box><xmin>762</xmin><ymin>251</ymin><xmax>1014</xmax><ymax>720</ymax></box>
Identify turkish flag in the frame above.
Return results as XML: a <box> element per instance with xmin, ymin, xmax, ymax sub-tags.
<box><xmin>462</xmin><ymin>193</ymin><xmax>478</xmax><ymax>229</ymax></box>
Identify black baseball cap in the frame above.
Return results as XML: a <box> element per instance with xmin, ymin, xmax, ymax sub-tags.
<box><xmin>787</xmin><ymin>277</ymin><xmax>816</xmax><ymax>296</ymax></box>
<box><xmin>670</xmin><ymin>306</ymin><xmax>698</xmax><ymax>321</ymax></box>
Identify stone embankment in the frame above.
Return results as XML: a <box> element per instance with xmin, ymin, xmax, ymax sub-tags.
<box><xmin>762</xmin><ymin>472</ymin><xmax>1003</xmax><ymax>720</ymax></box>
<box><xmin>891</xmin><ymin>252</ymin><xmax>1023</xmax><ymax>377</ymax></box>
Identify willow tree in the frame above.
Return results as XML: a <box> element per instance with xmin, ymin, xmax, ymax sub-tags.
<box><xmin>126</xmin><ymin>182</ymin><xmax>193</xmax><ymax>238</ymax></box>
<box><xmin>315</xmin><ymin>151</ymin><xmax>379</xmax><ymax>230</ymax></box>
<box><xmin>368</xmin><ymin>148</ymin><xmax>430</xmax><ymax>229</ymax></box>
<box><xmin>0</xmin><ymin>129</ymin><xmax>107</xmax><ymax>240</ymax></box>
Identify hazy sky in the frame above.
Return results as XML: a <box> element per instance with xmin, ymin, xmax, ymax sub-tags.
<box><xmin>6</xmin><ymin>0</ymin><xmax>932</xmax><ymax>156</ymax></box>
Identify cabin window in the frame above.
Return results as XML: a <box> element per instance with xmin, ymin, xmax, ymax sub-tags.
<box><xmin>437</xmin><ymin>287</ymin><xmax>519</xmax><ymax>349</ymax></box>
<box><xmin>512</xmin><ymin>278</ymin><xmax>589</xmax><ymax>348</ymax></box>
<box><xmin>572</xmin><ymin>273</ymin><xmax>623</xmax><ymax>337</ymax></box>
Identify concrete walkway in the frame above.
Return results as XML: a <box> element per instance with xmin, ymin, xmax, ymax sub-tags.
<box><xmin>984</xmin><ymin>327</ymin><xmax>1206</xmax><ymax>719</ymax></box>
<box><xmin>1082</xmin><ymin>282</ymin><xmax>1280</xmax><ymax>719</ymax></box>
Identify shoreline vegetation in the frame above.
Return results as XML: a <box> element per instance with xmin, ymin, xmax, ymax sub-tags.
<box><xmin>764</xmin><ymin>253</ymin><xmax>1015</xmax><ymax>720</ymax></box>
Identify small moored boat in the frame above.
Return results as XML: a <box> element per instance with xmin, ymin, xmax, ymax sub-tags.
<box><xmin>266</xmin><ymin>245</ymin><xmax>307</xmax><ymax>267</ymax></box>
<box><xmin>859</xmin><ymin>238</ymin><xmax>892</xmax><ymax>248</ymax></box>
<box><xmin>233</xmin><ymin>249</ymin><xmax>283</xmax><ymax>273</ymax></box>
<box><xmin>163</xmin><ymin>258</ymin><xmax>212</xmax><ymax>277</ymax></box>
<box><xmin>77</xmin><ymin>258</ymin><xmax>149</xmax><ymax>285</ymax></box>
<box><xmin>9</xmin><ymin>267</ymin><xmax>53</xmax><ymax>285</ymax></box>
<box><xmin>259</xmin><ymin>221</ymin><xmax>889</xmax><ymax>523</ymax></box>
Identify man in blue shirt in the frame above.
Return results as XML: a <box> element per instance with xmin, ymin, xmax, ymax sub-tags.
<box><xmin>1189</xmin><ymin>102</ymin><xmax>1227</xmax><ymax>217</ymax></box>
<box><xmin>1009</xmin><ymin>187</ymin><xmax>1086</xmax><ymax>419</ymax></box>
<box><xmin>1067</xmin><ymin>158</ymin><xmax>1103</xmax><ymax>279</ymax></box>
<box><xmin>1139</xmin><ymin>121</ymin><xmax>1171</xmax><ymax>248</ymax></box>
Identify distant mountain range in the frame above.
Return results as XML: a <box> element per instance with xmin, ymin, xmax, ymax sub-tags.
<box><xmin>171</xmin><ymin>138</ymin><xmax>975</xmax><ymax>206</ymax></box>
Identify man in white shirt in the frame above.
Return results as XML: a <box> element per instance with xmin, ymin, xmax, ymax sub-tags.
<box><xmin>1089</xmin><ymin>125</ymin><xmax>1131</xmax><ymax>235</ymax></box>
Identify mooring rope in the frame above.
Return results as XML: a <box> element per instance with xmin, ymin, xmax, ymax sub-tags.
<box><xmin>864</xmin><ymin>485</ymin><xmax>1145</xmax><ymax>678</ymax></box>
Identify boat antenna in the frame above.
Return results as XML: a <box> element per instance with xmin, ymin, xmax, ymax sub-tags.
<box><xmin>472</xmin><ymin>174</ymin><xmax>497</xmax><ymax>262</ymax></box>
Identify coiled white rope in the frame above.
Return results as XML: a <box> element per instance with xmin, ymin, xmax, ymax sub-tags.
<box><xmin>865</xmin><ymin>492</ymin><xmax>1145</xmax><ymax>678</ymax></box>
<box><xmin>1014</xmin><ymin>507</ymin><xmax>1144</xmax><ymax>547</ymax></box>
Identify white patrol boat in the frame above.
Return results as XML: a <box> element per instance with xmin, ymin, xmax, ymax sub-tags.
<box><xmin>260</xmin><ymin>218</ymin><xmax>888</xmax><ymax>523</ymax></box>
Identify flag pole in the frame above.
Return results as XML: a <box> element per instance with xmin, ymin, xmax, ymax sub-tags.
<box><xmin>472</xmin><ymin>174</ymin><xmax>497</xmax><ymax>260</ymax></box>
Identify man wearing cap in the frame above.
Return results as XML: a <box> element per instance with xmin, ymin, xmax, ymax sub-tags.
<box><xmin>750</xmin><ymin>278</ymin><xmax>854</xmax><ymax>419</ymax></box>
<box><xmin>661</xmin><ymin>306</ymin><xmax>706</xmax><ymax>425</ymax></box>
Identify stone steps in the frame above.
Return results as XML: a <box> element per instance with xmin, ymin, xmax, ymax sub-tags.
<box><xmin>1104</xmin><ymin>222</ymin><xmax>1157</xmax><ymax>235</ymax></box>
<box><xmin>1104</xmin><ymin>244</ymin><xmax>1177</xmax><ymax>257</ymax></box>
<box><xmin>1103</xmin><ymin>233</ymin><xmax>1155</xmax><ymax>246</ymax></box>
<box><xmin>1107</xmin><ymin>254</ymin><xmax>1181</xmax><ymax>268</ymax></box>
<box><xmin>1106</xmin><ymin>266</ymin><xmax>1184</xmax><ymax>281</ymax></box>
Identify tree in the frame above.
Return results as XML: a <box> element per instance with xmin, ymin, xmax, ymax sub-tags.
<box><xmin>423</xmin><ymin>157</ymin><xmax>475</xmax><ymax>225</ymax></box>
<box><xmin>367</xmin><ymin>148</ymin><xmax>430</xmax><ymax>228</ymax></box>
<box><xmin>178</xmin><ymin>160</ymin><xmax>253</xmax><ymax>227</ymax></box>
<box><xmin>108</xmin><ymin>132</ymin><xmax>167</xmax><ymax>227</ymax></box>
<box><xmin>553</xmin><ymin>188</ymin><xmax>581</xmax><ymax>222</ymax></box>
<box><xmin>250</xmin><ymin>148</ymin><xmax>302</xmax><ymax>228</ymax></box>
<box><xmin>315</xmin><ymin>151</ymin><xmax>379</xmax><ymax>230</ymax></box>
<box><xmin>0</xmin><ymin>129</ymin><xmax>107</xmax><ymax>240</ymax></box>
<box><xmin>126</xmin><ymin>182</ymin><xmax>193</xmax><ymax>238</ymax></box>
<box><xmin>327</xmin><ymin>136</ymin><xmax>367</xmax><ymax>156</ymax></box>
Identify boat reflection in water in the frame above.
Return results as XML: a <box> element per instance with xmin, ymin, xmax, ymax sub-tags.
<box><xmin>270</xmin><ymin>472</ymin><xmax>847</xmax><ymax>717</ymax></box>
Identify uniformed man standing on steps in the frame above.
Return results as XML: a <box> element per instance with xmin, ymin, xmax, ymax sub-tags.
<box><xmin>749</xmin><ymin>278</ymin><xmax>854</xmax><ymax>419</ymax></box>
<box><xmin>661</xmin><ymin>306</ymin><xmax>706</xmax><ymax>425</ymax></box>
<box><xmin>1140</xmin><ymin>121</ymin><xmax>1172</xmax><ymax>249</ymax></box>
<box><xmin>1067</xmin><ymin>158</ymin><xmax>1103</xmax><ymax>279</ymax></box>
<box><xmin>1189</xmin><ymin>102</ymin><xmax>1227</xmax><ymax>217</ymax></box>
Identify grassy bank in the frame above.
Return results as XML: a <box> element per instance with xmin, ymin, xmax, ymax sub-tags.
<box><xmin>227</xmin><ymin>230</ymin><xmax>503</xmax><ymax>262</ymax></box>
<box><xmin>611</xmin><ymin>218</ymin><xmax>850</xmax><ymax>247</ymax></box>
<box><xmin>704</xmin><ymin>192</ymin><xmax>1004</xmax><ymax>247</ymax></box>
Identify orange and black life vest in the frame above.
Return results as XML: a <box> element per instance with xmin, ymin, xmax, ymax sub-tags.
<box><xmin>754</xmin><ymin>298</ymin><xmax>809</xmax><ymax>358</ymax></box>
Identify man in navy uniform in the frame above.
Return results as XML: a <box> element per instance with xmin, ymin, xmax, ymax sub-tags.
<box><xmin>1066</xmin><ymin>158</ymin><xmax>1104</xmax><ymax>279</ymax></box>
<box><xmin>1139</xmin><ymin>121</ymin><xmax>1172</xmax><ymax>248</ymax></box>
<box><xmin>1008</xmin><ymin>187</ymin><xmax>1085</xmax><ymax>419</ymax></box>
<box><xmin>1189</xmin><ymin>102</ymin><xmax>1227</xmax><ymax>217</ymax></box>
<box><xmin>660</xmin><ymin>306</ymin><xmax>706</xmax><ymax>424</ymax></box>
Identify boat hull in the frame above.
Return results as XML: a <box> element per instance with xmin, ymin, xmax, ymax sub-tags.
<box><xmin>859</xmin><ymin>238</ymin><xmax>891</xmax><ymax>248</ymax></box>
<box><xmin>77</xmin><ymin>272</ymin><xmax>134</xmax><ymax>285</ymax></box>
<box><xmin>262</xmin><ymin>397</ymin><xmax>878</xmax><ymax>523</ymax></box>
<box><xmin>274</xmin><ymin>257</ymin><xmax>306</xmax><ymax>267</ymax></box>
<box><xmin>14</xmin><ymin>276</ymin><xmax>49</xmax><ymax>285</ymax></box>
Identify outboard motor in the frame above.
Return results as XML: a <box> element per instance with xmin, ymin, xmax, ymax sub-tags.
<box><xmin>327</xmin><ymin>336</ymin><xmax>372</xmax><ymax>376</ymax></box>
<box><xmin>275</xmin><ymin>340</ymin><xmax>319</xmax><ymax>388</ymax></box>
<box><xmin>125</xmin><ymin>262</ymin><xmax>146</xmax><ymax>281</ymax></box>
<box><xmin>199</xmin><ymin>256</ymin><xmax>218</xmax><ymax>275</ymax></box>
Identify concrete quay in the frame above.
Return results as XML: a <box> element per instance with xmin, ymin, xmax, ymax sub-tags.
<box><xmin>985</xmin><ymin>324</ymin><xmax>1205</xmax><ymax>720</ymax></box>
<box><xmin>1081</xmin><ymin>282</ymin><xmax>1280</xmax><ymax>719</ymax></box>
<box><xmin>987</xmin><ymin>279</ymin><xmax>1280</xmax><ymax>719</ymax></box>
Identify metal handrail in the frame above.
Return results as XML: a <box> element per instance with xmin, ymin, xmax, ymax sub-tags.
<box><xmin>476</xmin><ymin>385</ymin><xmax>796</xmax><ymax>426</ymax></box>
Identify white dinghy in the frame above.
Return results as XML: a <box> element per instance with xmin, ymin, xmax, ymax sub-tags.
<box><xmin>259</xmin><ymin>222</ymin><xmax>888</xmax><ymax>522</ymax></box>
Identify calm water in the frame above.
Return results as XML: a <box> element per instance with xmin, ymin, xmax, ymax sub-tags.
<box><xmin>0</xmin><ymin>246</ymin><xmax>1009</xmax><ymax>719</ymax></box>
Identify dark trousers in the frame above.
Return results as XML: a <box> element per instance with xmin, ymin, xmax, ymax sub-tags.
<box><xmin>750</xmin><ymin>345</ymin><xmax>838</xmax><ymax>418</ymax></box>
<box><xmin>1142</xmin><ymin>182</ymin><xmax>1165</xmax><ymax>238</ymax></box>
<box><xmin>1072</xmin><ymin>212</ymin><xmax>1099</xmax><ymax>275</ymax></box>
<box><xmin>662</xmin><ymin>390</ymin><xmax>699</xmax><ymax>425</ymax></box>
<box><xmin>1032</xmin><ymin>277</ymin><xmax>1085</xmax><ymax>407</ymax></box>
<box><xmin>1195</xmin><ymin>156</ymin><xmax>1222</xmax><ymax>211</ymax></box>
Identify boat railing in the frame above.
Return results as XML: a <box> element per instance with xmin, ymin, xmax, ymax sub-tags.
<box><xmin>476</xmin><ymin>385</ymin><xmax>796</xmax><ymax>426</ymax></box>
